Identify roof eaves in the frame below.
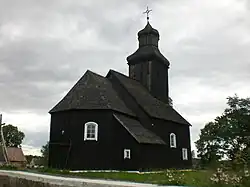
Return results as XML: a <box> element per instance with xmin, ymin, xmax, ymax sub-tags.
<box><xmin>113</xmin><ymin>114</ymin><xmax>166</xmax><ymax>145</ymax></box>
<box><xmin>113</xmin><ymin>114</ymin><xmax>142</xmax><ymax>143</ymax></box>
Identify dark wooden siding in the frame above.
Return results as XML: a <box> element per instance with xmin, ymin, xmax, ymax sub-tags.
<box><xmin>150</xmin><ymin>60</ymin><xmax>169</xmax><ymax>103</ymax></box>
<box><xmin>150</xmin><ymin>118</ymin><xmax>192</xmax><ymax>168</ymax></box>
<box><xmin>128</xmin><ymin>60</ymin><xmax>169</xmax><ymax>104</ymax></box>
<box><xmin>49</xmin><ymin>110</ymin><xmax>141</xmax><ymax>170</ymax></box>
<box><xmin>110</xmin><ymin>115</ymin><xmax>141</xmax><ymax>170</ymax></box>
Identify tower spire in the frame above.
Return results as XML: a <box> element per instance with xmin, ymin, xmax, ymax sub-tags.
<box><xmin>143</xmin><ymin>6</ymin><xmax>152</xmax><ymax>23</ymax></box>
<box><xmin>127</xmin><ymin>12</ymin><xmax>170</xmax><ymax>104</ymax></box>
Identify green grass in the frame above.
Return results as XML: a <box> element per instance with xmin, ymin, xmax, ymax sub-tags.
<box><xmin>0</xmin><ymin>166</ymin><xmax>249</xmax><ymax>187</ymax></box>
<box><xmin>34</xmin><ymin>168</ymin><xmax>214</xmax><ymax>186</ymax></box>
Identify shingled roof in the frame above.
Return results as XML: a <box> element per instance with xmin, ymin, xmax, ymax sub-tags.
<box><xmin>6</xmin><ymin>147</ymin><xmax>27</xmax><ymax>162</ymax></box>
<box><xmin>108</xmin><ymin>70</ymin><xmax>191</xmax><ymax>126</ymax></box>
<box><xmin>138</xmin><ymin>22</ymin><xmax>159</xmax><ymax>37</ymax></box>
<box><xmin>50</xmin><ymin>70</ymin><xmax>135</xmax><ymax>116</ymax></box>
<box><xmin>127</xmin><ymin>45</ymin><xmax>170</xmax><ymax>66</ymax></box>
<box><xmin>0</xmin><ymin>147</ymin><xmax>26</xmax><ymax>163</ymax></box>
<box><xmin>113</xmin><ymin>113</ymin><xmax>165</xmax><ymax>145</ymax></box>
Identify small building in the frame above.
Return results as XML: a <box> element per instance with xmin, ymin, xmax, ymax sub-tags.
<box><xmin>49</xmin><ymin>20</ymin><xmax>192</xmax><ymax>171</ymax></box>
<box><xmin>6</xmin><ymin>147</ymin><xmax>27</xmax><ymax>167</ymax></box>
<box><xmin>0</xmin><ymin>147</ymin><xmax>27</xmax><ymax>167</ymax></box>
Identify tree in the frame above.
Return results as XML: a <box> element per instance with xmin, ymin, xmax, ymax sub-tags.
<box><xmin>195</xmin><ymin>95</ymin><xmax>250</xmax><ymax>168</ymax></box>
<box><xmin>41</xmin><ymin>141</ymin><xmax>49</xmax><ymax>166</ymax></box>
<box><xmin>195</xmin><ymin>122</ymin><xmax>224</xmax><ymax>167</ymax></box>
<box><xmin>1</xmin><ymin>124</ymin><xmax>25</xmax><ymax>147</ymax></box>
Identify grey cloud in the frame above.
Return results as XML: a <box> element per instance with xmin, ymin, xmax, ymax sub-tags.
<box><xmin>0</xmin><ymin>35</ymin><xmax>131</xmax><ymax>113</ymax></box>
<box><xmin>23</xmin><ymin>130</ymin><xmax>49</xmax><ymax>149</ymax></box>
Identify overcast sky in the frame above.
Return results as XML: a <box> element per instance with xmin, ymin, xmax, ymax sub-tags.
<box><xmin>0</xmin><ymin>0</ymin><xmax>249</xmax><ymax>155</ymax></box>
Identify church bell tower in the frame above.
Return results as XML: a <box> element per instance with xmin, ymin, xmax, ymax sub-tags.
<box><xmin>127</xmin><ymin>8</ymin><xmax>170</xmax><ymax>104</ymax></box>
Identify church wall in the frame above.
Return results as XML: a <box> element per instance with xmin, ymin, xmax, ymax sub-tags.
<box><xmin>111</xmin><ymin>114</ymin><xmax>141</xmax><ymax>170</ymax></box>
<box><xmin>66</xmin><ymin>110</ymin><xmax>113</xmax><ymax>170</ymax></box>
<box><xmin>129</xmin><ymin>62</ymin><xmax>144</xmax><ymax>83</ymax></box>
<box><xmin>150</xmin><ymin>60</ymin><xmax>169</xmax><ymax>103</ymax></box>
<box><xmin>49</xmin><ymin>110</ymin><xmax>140</xmax><ymax>170</ymax></box>
<box><xmin>128</xmin><ymin>61</ymin><xmax>151</xmax><ymax>90</ymax></box>
<box><xmin>128</xmin><ymin>60</ymin><xmax>169</xmax><ymax>104</ymax></box>
<box><xmin>139</xmin><ymin>144</ymin><xmax>174</xmax><ymax>169</ymax></box>
<box><xmin>49</xmin><ymin>111</ymin><xmax>70</xmax><ymax>169</ymax></box>
<box><xmin>149</xmin><ymin>118</ymin><xmax>192</xmax><ymax>168</ymax></box>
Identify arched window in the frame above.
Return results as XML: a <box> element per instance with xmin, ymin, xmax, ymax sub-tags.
<box><xmin>170</xmin><ymin>133</ymin><xmax>176</xmax><ymax>148</ymax></box>
<box><xmin>84</xmin><ymin>122</ymin><xmax>98</xmax><ymax>141</ymax></box>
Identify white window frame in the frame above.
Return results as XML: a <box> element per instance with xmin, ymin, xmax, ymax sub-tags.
<box><xmin>182</xmin><ymin>148</ymin><xmax>188</xmax><ymax>160</ymax></box>
<box><xmin>170</xmin><ymin>133</ymin><xmax>177</xmax><ymax>148</ymax></box>
<box><xmin>124</xmin><ymin>149</ymin><xmax>131</xmax><ymax>159</ymax></box>
<box><xmin>84</xmin><ymin>122</ymin><xmax>98</xmax><ymax>141</ymax></box>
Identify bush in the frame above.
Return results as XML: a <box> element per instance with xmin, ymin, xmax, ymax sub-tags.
<box><xmin>0</xmin><ymin>164</ymin><xmax>18</xmax><ymax>170</ymax></box>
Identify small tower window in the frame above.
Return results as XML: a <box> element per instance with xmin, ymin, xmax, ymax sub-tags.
<box><xmin>84</xmin><ymin>122</ymin><xmax>98</xmax><ymax>141</ymax></box>
<box><xmin>170</xmin><ymin>133</ymin><xmax>177</xmax><ymax>148</ymax></box>
<box><xmin>124</xmin><ymin>149</ymin><xmax>131</xmax><ymax>159</ymax></box>
<box><xmin>182</xmin><ymin>148</ymin><xmax>188</xmax><ymax>160</ymax></box>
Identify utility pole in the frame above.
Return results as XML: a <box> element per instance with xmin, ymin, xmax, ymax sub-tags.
<box><xmin>0</xmin><ymin>114</ymin><xmax>8</xmax><ymax>164</ymax></box>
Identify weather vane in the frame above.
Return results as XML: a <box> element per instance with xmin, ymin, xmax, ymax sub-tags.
<box><xmin>143</xmin><ymin>6</ymin><xmax>152</xmax><ymax>22</ymax></box>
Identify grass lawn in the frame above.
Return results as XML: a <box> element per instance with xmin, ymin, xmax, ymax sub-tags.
<box><xmin>32</xmin><ymin>168</ymin><xmax>214</xmax><ymax>186</ymax></box>
<box><xmin>1</xmin><ymin>165</ymin><xmax>249</xmax><ymax>187</ymax></box>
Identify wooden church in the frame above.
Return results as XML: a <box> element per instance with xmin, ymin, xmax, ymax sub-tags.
<box><xmin>48</xmin><ymin>16</ymin><xmax>192</xmax><ymax>170</ymax></box>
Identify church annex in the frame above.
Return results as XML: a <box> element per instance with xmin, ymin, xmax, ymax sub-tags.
<box><xmin>48</xmin><ymin>17</ymin><xmax>192</xmax><ymax>170</ymax></box>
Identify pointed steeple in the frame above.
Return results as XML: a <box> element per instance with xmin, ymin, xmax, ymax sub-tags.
<box><xmin>127</xmin><ymin>21</ymin><xmax>169</xmax><ymax>66</ymax></box>
<box><xmin>137</xmin><ymin>22</ymin><xmax>159</xmax><ymax>47</ymax></box>
<box><xmin>126</xmin><ymin>11</ymin><xmax>170</xmax><ymax>105</ymax></box>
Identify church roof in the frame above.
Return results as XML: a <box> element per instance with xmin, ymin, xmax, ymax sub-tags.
<box><xmin>113</xmin><ymin>113</ymin><xmax>165</xmax><ymax>145</ymax></box>
<box><xmin>126</xmin><ymin>45</ymin><xmax>170</xmax><ymax>66</ymax></box>
<box><xmin>138</xmin><ymin>22</ymin><xmax>159</xmax><ymax>37</ymax></box>
<box><xmin>108</xmin><ymin>70</ymin><xmax>191</xmax><ymax>126</ymax></box>
<box><xmin>49</xmin><ymin>70</ymin><xmax>135</xmax><ymax>116</ymax></box>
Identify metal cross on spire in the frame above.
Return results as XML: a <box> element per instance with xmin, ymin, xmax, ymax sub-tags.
<box><xmin>143</xmin><ymin>6</ymin><xmax>152</xmax><ymax>22</ymax></box>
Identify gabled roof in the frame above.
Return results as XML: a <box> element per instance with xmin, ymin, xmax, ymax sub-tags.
<box><xmin>6</xmin><ymin>147</ymin><xmax>26</xmax><ymax>162</ymax></box>
<box><xmin>108</xmin><ymin>70</ymin><xmax>191</xmax><ymax>126</ymax></box>
<box><xmin>49</xmin><ymin>70</ymin><xmax>135</xmax><ymax>116</ymax></box>
<box><xmin>113</xmin><ymin>113</ymin><xmax>165</xmax><ymax>145</ymax></box>
<box><xmin>0</xmin><ymin>147</ymin><xmax>26</xmax><ymax>163</ymax></box>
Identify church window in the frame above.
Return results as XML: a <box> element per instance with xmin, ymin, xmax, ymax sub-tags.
<box><xmin>84</xmin><ymin>122</ymin><xmax>98</xmax><ymax>141</ymax></box>
<box><xmin>182</xmin><ymin>148</ymin><xmax>188</xmax><ymax>160</ymax></box>
<box><xmin>170</xmin><ymin>133</ymin><xmax>176</xmax><ymax>148</ymax></box>
<box><xmin>124</xmin><ymin>149</ymin><xmax>131</xmax><ymax>159</ymax></box>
